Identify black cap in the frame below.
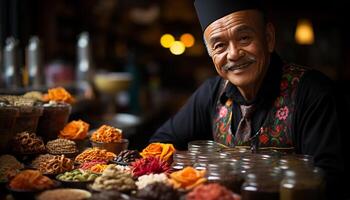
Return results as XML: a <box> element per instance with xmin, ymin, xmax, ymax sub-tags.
<box><xmin>194</xmin><ymin>0</ymin><xmax>264</xmax><ymax>31</ymax></box>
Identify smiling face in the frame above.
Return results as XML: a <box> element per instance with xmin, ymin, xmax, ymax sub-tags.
<box><xmin>204</xmin><ymin>10</ymin><xmax>275</xmax><ymax>100</ymax></box>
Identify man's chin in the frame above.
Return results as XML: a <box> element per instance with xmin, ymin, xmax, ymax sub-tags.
<box><xmin>226</xmin><ymin>76</ymin><xmax>253</xmax><ymax>87</ymax></box>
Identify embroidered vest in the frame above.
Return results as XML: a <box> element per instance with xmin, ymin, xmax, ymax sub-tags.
<box><xmin>213</xmin><ymin>64</ymin><xmax>307</xmax><ymax>150</ymax></box>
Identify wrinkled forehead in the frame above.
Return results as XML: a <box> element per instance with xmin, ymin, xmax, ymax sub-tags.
<box><xmin>203</xmin><ymin>10</ymin><xmax>263</xmax><ymax>41</ymax></box>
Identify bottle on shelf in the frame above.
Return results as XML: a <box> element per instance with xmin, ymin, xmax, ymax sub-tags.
<box><xmin>76</xmin><ymin>32</ymin><xmax>93</xmax><ymax>83</ymax></box>
<box><xmin>26</xmin><ymin>36</ymin><xmax>44</xmax><ymax>88</ymax></box>
<box><xmin>3</xmin><ymin>37</ymin><xmax>22</xmax><ymax>89</ymax></box>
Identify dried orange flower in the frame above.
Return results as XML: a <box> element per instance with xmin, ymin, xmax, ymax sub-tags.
<box><xmin>47</xmin><ymin>87</ymin><xmax>75</xmax><ymax>104</ymax></box>
<box><xmin>169</xmin><ymin>166</ymin><xmax>206</xmax><ymax>190</ymax></box>
<box><xmin>91</xmin><ymin>125</ymin><xmax>122</xmax><ymax>143</ymax></box>
<box><xmin>59</xmin><ymin>119</ymin><xmax>89</xmax><ymax>140</ymax></box>
<box><xmin>140</xmin><ymin>143</ymin><xmax>175</xmax><ymax>162</ymax></box>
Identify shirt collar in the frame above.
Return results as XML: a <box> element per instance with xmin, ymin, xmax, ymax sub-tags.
<box><xmin>220</xmin><ymin>52</ymin><xmax>284</xmax><ymax>105</ymax></box>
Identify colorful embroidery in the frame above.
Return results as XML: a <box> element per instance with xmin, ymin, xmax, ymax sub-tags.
<box><xmin>213</xmin><ymin>98</ymin><xmax>233</xmax><ymax>147</ymax></box>
<box><xmin>276</xmin><ymin>106</ymin><xmax>289</xmax><ymax>121</ymax></box>
<box><xmin>213</xmin><ymin>64</ymin><xmax>307</xmax><ymax>148</ymax></box>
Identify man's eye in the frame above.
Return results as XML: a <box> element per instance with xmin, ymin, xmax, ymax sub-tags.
<box><xmin>239</xmin><ymin>35</ymin><xmax>251</xmax><ymax>43</ymax></box>
<box><xmin>213</xmin><ymin>43</ymin><xmax>225</xmax><ymax>50</ymax></box>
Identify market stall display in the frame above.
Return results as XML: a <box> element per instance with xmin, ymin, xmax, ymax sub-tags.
<box><xmin>0</xmin><ymin>91</ymin><xmax>326</xmax><ymax>200</ymax></box>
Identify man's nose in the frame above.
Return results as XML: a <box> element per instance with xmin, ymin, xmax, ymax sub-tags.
<box><xmin>227</xmin><ymin>42</ymin><xmax>242</xmax><ymax>61</ymax></box>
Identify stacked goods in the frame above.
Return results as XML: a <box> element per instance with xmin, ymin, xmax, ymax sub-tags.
<box><xmin>136</xmin><ymin>173</ymin><xmax>170</xmax><ymax>190</ymax></box>
<box><xmin>91</xmin><ymin>125</ymin><xmax>122</xmax><ymax>143</ymax></box>
<box><xmin>46</xmin><ymin>138</ymin><xmax>78</xmax><ymax>154</ymax></box>
<box><xmin>75</xmin><ymin>148</ymin><xmax>116</xmax><ymax>163</ymax></box>
<box><xmin>32</xmin><ymin>154</ymin><xmax>73</xmax><ymax>175</ymax></box>
<box><xmin>56</xmin><ymin>169</ymin><xmax>98</xmax><ymax>182</ymax></box>
<box><xmin>90</xmin><ymin>125</ymin><xmax>128</xmax><ymax>155</ymax></box>
<box><xmin>11</xmin><ymin>132</ymin><xmax>46</xmax><ymax>154</ymax></box>
<box><xmin>2</xmin><ymin>129</ymin><xmax>325</xmax><ymax>200</ymax></box>
<box><xmin>91</xmin><ymin>164</ymin><xmax>136</xmax><ymax>192</ymax></box>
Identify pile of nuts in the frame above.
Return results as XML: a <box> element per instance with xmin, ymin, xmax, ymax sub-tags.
<box><xmin>46</xmin><ymin>138</ymin><xmax>77</xmax><ymax>154</ymax></box>
<box><xmin>91</xmin><ymin>164</ymin><xmax>136</xmax><ymax>192</ymax></box>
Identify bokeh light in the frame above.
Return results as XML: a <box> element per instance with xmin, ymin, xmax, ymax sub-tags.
<box><xmin>170</xmin><ymin>41</ymin><xmax>185</xmax><ymax>55</ymax></box>
<box><xmin>160</xmin><ymin>34</ymin><xmax>175</xmax><ymax>48</ymax></box>
<box><xmin>180</xmin><ymin>33</ymin><xmax>195</xmax><ymax>48</ymax></box>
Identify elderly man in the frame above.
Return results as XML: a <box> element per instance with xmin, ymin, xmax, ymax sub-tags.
<box><xmin>150</xmin><ymin>0</ymin><xmax>344</xmax><ymax>198</ymax></box>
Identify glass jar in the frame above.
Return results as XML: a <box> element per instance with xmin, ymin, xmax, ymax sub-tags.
<box><xmin>188</xmin><ymin>140</ymin><xmax>221</xmax><ymax>153</ymax></box>
<box><xmin>205</xmin><ymin>163</ymin><xmax>245</xmax><ymax>194</ymax></box>
<box><xmin>241</xmin><ymin>172</ymin><xmax>280</xmax><ymax>200</ymax></box>
<box><xmin>280</xmin><ymin>168</ymin><xmax>325</xmax><ymax>200</ymax></box>
<box><xmin>172</xmin><ymin>151</ymin><xmax>196</xmax><ymax>171</ymax></box>
<box><xmin>280</xmin><ymin>154</ymin><xmax>314</xmax><ymax>168</ymax></box>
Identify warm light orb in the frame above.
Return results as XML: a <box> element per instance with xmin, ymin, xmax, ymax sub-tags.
<box><xmin>170</xmin><ymin>41</ymin><xmax>185</xmax><ymax>55</ymax></box>
<box><xmin>180</xmin><ymin>33</ymin><xmax>195</xmax><ymax>48</ymax></box>
<box><xmin>160</xmin><ymin>34</ymin><xmax>175</xmax><ymax>48</ymax></box>
<box><xmin>295</xmin><ymin>19</ymin><xmax>314</xmax><ymax>45</ymax></box>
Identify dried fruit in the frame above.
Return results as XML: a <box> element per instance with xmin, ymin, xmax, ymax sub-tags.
<box><xmin>114</xmin><ymin>150</ymin><xmax>141</xmax><ymax>163</ymax></box>
<box><xmin>169</xmin><ymin>166</ymin><xmax>206</xmax><ymax>190</ymax></box>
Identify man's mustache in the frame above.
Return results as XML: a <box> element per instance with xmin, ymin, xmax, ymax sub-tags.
<box><xmin>222</xmin><ymin>56</ymin><xmax>257</xmax><ymax>71</ymax></box>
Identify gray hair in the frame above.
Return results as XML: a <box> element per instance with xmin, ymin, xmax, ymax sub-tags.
<box><xmin>203</xmin><ymin>35</ymin><xmax>212</xmax><ymax>57</ymax></box>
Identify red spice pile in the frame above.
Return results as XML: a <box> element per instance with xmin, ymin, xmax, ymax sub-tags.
<box><xmin>131</xmin><ymin>156</ymin><xmax>171</xmax><ymax>177</ymax></box>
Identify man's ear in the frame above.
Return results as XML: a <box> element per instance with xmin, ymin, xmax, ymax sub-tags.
<box><xmin>266</xmin><ymin>22</ymin><xmax>275</xmax><ymax>53</ymax></box>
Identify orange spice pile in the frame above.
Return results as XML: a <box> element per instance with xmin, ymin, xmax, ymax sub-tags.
<box><xmin>75</xmin><ymin>148</ymin><xmax>116</xmax><ymax>163</ymax></box>
<box><xmin>91</xmin><ymin>125</ymin><xmax>122</xmax><ymax>143</ymax></box>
